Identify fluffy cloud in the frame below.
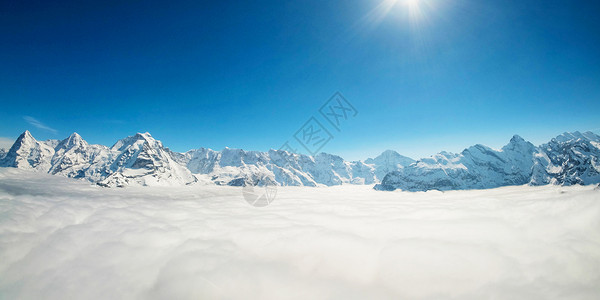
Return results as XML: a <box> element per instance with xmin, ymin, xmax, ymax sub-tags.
<box><xmin>0</xmin><ymin>168</ymin><xmax>599</xmax><ymax>299</ymax></box>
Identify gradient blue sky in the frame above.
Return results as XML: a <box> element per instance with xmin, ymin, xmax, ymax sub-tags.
<box><xmin>1</xmin><ymin>0</ymin><xmax>599</xmax><ymax>160</ymax></box>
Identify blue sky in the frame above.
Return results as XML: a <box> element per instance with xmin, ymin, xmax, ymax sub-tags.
<box><xmin>1</xmin><ymin>0</ymin><xmax>599</xmax><ymax>160</ymax></box>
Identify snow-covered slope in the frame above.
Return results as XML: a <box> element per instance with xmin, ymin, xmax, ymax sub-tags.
<box><xmin>97</xmin><ymin>132</ymin><xmax>196</xmax><ymax>187</ymax></box>
<box><xmin>0</xmin><ymin>130</ymin><xmax>55</xmax><ymax>172</ymax></box>
<box><xmin>530</xmin><ymin>131</ymin><xmax>600</xmax><ymax>186</ymax></box>
<box><xmin>376</xmin><ymin>132</ymin><xmax>600</xmax><ymax>191</ymax></box>
<box><xmin>0</xmin><ymin>131</ymin><xmax>196</xmax><ymax>187</ymax></box>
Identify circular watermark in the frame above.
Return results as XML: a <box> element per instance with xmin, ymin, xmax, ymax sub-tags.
<box><xmin>242</xmin><ymin>184</ymin><xmax>278</xmax><ymax>207</ymax></box>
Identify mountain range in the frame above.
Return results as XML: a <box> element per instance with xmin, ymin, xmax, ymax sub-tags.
<box><xmin>0</xmin><ymin>131</ymin><xmax>413</xmax><ymax>187</ymax></box>
<box><xmin>0</xmin><ymin>130</ymin><xmax>598</xmax><ymax>191</ymax></box>
<box><xmin>375</xmin><ymin>131</ymin><xmax>600</xmax><ymax>191</ymax></box>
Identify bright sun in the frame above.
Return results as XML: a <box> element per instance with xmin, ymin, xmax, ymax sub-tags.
<box><xmin>367</xmin><ymin>0</ymin><xmax>428</xmax><ymax>29</ymax></box>
<box><xmin>404</xmin><ymin>0</ymin><xmax>420</xmax><ymax>7</ymax></box>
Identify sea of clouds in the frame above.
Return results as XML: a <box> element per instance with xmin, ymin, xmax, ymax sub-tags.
<box><xmin>0</xmin><ymin>168</ymin><xmax>599</xmax><ymax>299</ymax></box>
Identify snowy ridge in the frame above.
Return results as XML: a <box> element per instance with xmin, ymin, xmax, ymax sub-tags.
<box><xmin>183</xmin><ymin>147</ymin><xmax>382</xmax><ymax>186</ymax></box>
<box><xmin>375</xmin><ymin>131</ymin><xmax>600</xmax><ymax>191</ymax></box>
<box><xmin>530</xmin><ymin>131</ymin><xmax>600</xmax><ymax>186</ymax></box>
<box><xmin>0</xmin><ymin>131</ymin><xmax>197</xmax><ymax>187</ymax></box>
<box><xmin>0</xmin><ymin>131</ymin><xmax>406</xmax><ymax>187</ymax></box>
<box><xmin>1</xmin><ymin>130</ymin><xmax>598</xmax><ymax>189</ymax></box>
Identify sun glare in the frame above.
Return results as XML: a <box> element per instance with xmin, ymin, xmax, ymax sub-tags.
<box><xmin>377</xmin><ymin>0</ymin><xmax>426</xmax><ymax>24</ymax></box>
<box><xmin>403</xmin><ymin>0</ymin><xmax>424</xmax><ymax>20</ymax></box>
<box><xmin>404</xmin><ymin>0</ymin><xmax>420</xmax><ymax>8</ymax></box>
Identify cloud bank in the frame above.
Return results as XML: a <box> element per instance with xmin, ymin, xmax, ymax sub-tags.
<box><xmin>0</xmin><ymin>168</ymin><xmax>599</xmax><ymax>299</ymax></box>
<box><xmin>0</xmin><ymin>137</ymin><xmax>14</xmax><ymax>150</ymax></box>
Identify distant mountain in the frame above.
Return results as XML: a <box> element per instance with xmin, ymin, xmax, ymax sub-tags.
<box><xmin>1</xmin><ymin>130</ymin><xmax>55</xmax><ymax>172</ymax></box>
<box><xmin>375</xmin><ymin>131</ymin><xmax>600</xmax><ymax>191</ymax></box>
<box><xmin>184</xmin><ymin>148</ymin><xmax>380</xmax><ymax>186</ymax></box>
<box><xmin>530</xmin><ymin>131</ymin><xmax>600</xmax><ymax>186</ymax></box>
<box><xmin>0</xmin><ymin>131</ymin><xmax>406</xmax><ymax>187</ymax></box>
<box><xmin>364</xmin><ymin>150</ymin><xmax>415</xmax><ymax>181</ymax></box>
<box><xmin>0</xmin><ymin>131</ymin><xmax>196</xmax><ymax>187</ymax></box>
<box><xmin>96</xmin><ymin>132</ymin><xmax>196</xmax><ymax>187</ymax></box>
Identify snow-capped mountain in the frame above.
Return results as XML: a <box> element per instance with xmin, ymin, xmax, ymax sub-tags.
<box><xmin>530</xmin><ymin>131</ymin><xmax>600</xmax><ymax>186</ymax></box>
<box><xmin>364</xmin><ymin>150</ymin><xmax>415</xmax><ymax>181</ymax></box>
<box><xmin>183</xmin><ymin>148</ymin><xmax>378</xmax><ymax>186</ymax></box>
<box><xmin>0</xmin><ymin>130</ymin><xmax>55</xmax><ymax>172</ymax></box>
<box><xmin>0</xmin><ymin>131</ymin><xmax>405</xmax><ymax>187</ymax></box>
<box><xmin>97</xmin><ymin>132</ymin><xmax>196</xmax><ymax>187</ymax></box>
<box><xmin>0</xmin><ymin>131</ymin><xmax>196</xmax><ymax>187</ymax></box>
<box><xmin>375</xmin><ymin>131</ymin><xmax>600</xmax><ymax>191</ymax></box>
<box><xmin>2</xmin><ymin>130</ymin><xmax>598</xmax><ymax>190</ymax></box>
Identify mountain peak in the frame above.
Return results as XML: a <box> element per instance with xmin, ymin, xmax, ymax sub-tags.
<box><xmin>502</xmin><ymin>134</ymin><xmax>534</xmax><ymax>152</ymax></box>
<box><xmin>554</xmin><ymin>131</ymin><xmax>588</xmax><ymax>143</ymax></box>
<box><xmin>57</xmin><ymin>132</ymin><xmax>86</xmax><ymax>150</ymax></box>
<box><xmin>365</xmin><ymin>149</ymin><xmax>415</xmax><ymax>168</ymax></box>
<box><xmin>111</xmin><ymin>132</ymin><xmax>160</xmax><ymax>151</ymax></box>
<box><xmin>510</xmin><ymin>134</ymin><xmax>525</xmax><ymax>143</ymax></box>
<box><xmin>66</xmin><ymin>132</ymin><xmax>83</xmax><ymax>142</ymax></box>
<box><xmin>134</xmin><ymin>132</ymin><xmax>154</xmax><ymax>140</ymax></box>
<box><xmin>13</xmin><ymin>130</ymin><xmax>37</xmax><ymax>147</ymax></box>
<box><xmin>19</xmin><ymin>130</ymin><xmax>34</xmax><ymax>140</ymax></box>
<box><xmin>1</xmin><ymin>130</ymin><xmax>37</xmax><ymax>156</ymax></box>
<box><xmin>381</xmin><ymin>149</ymin><xmax>398</xmax><ymax>154</ymax></box>
<box><xmin>369</xmin><ymin>149</ymin><xmax>413</xmax><ymax>161</ymax></box>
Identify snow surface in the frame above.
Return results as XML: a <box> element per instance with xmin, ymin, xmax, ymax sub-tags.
<box><xmin>1</xmin><ymin>168</ymin><xmax>599</xmax><ymax>299</ymax></box>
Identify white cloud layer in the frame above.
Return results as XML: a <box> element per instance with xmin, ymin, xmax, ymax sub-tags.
<box><xmin>0</xmin><ymin>168</ymin><xmax>599</xmax><ymax>299</ymax></box>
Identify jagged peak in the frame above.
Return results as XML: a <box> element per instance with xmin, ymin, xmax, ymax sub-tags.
<box><xmin>509</xmin><ymin>134</ymin><xmax>525</xmax><ymax>143</ymax></box>
<box><xmin>65</xmin><ymin>132</ymin><xmax>83</xmax><ymax>143</ymax></box>
<box><xmin>128</xmin><ymin>132</ymin><xmax>157</xmax><ymax>144</ymax></box>
<box><xmin>315</xmin><ymin>152</ymin><xmax>344</xmax><ymax>160</ymax></box>
<box><xmin>2</xmin><ymin>130</ymin><xmax>41</xmax><ymax>163</ymax></box>
<box><xmin>56</xmin><ymin>132</ymin><xmax>86</xmax><ymax>150</ymax></box>
<box><xmin>11</xmin><ymin>130</ymin><xmax>37</xmax><ymax>149</ymax></box>
<box><xmin>582</xmin><ymin>131</ymin><xmax>600</xmax><ymax>141</ymax></box>
<box><xmin>501</xmin><ymin>134</ymin><xmax>534</xmax><ymax>152</ymax></box>
<box><xmin>438</xmin><ymin>150</ymin><xmax>455</xmax><ymax>156</ymax></box>
<box><xmin>366</xmin><ymin>150</ymin><xmax>415</xmax><ymax>164</ymax></box>
<box><xmin>466</xmin><ymin>143</ymin><xmax>491</xmax><ymax>150</ymax></box>
<box><xmin>221</xmin><ymin>147</ymin><xmax>244</xmax><ymax>154</ymax></box>
<box><xmin>111</xmin><ymin>132</ymin><xmax>161</xmax><ymax>151</ymax></box>
<box><xmin>553</xmin><ymin>131</ymin><xmax>595</xmax><ymax>143</ymax></box>
<box><xmin>134</xmin><ymin>132</ymin><xmax>153</xmax><ymax>139</ymax></box>
<box><xmin>380</xmin><ymin>149</ymin><xmax>400</xmax><ymax>156</ymax></box>
<box><xmin>18</xmin><ymin>130</ymin><xmax>35</xmax><ymax>141</ymax></box>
